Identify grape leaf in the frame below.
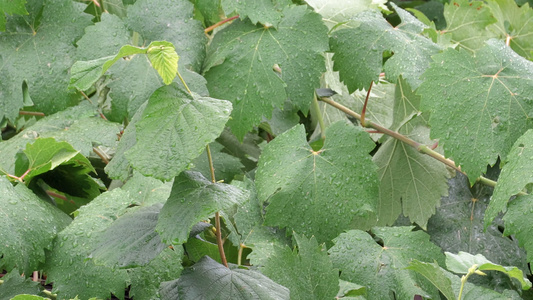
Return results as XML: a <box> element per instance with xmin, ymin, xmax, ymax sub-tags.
<box><xmin>260</xmin><ymin>233</ymin><xmax>339</xmax><ymax>300</ymax></box>
<box><xmin>306</xmin><ymin>0</ymin><xmax>388</xmax><ymax>29</ymax></box>
<box><xmin>502</xmin><ymin>194</ymin><xmax>533</xmax><ymax>264</ymax></box>
<box><xmin>256</xmin><ymin>121</ymin><xmax>379</xmax><ymax>244</ymax></box>
<box><xmin>124</xmin><ymin>84</ymin><xmax>232</xmax><ymax>180</ymax></box>
<box><xmin>44</xmin><ymin>189</ymin><xmax>133</xmax><ymax>300</ymax></box>
<box><xmin>406</xmin><ymin>260</ymin><xmax>456</xmax><ymax>300</ymax></box>
<box><xmin>156</xmin><ymin>171</ymin><xmax>248</xmax><ymax>245</ymax></box>
<box><xmin>221</xmin><ymin>0</ymin><xmax>290</xmax><ymax>27</ymax></box>
<box><xmin>328</xmin><ymin>227</ymin><xmax>443</xmax><ymax>300</ymax></box>
<box><xmin>329</xmin><ymin>3</ymin><xmax>441</xmax><ymax>93</ymax></box>
<box><xmin>0</xmin><ymin>178</ymin><xmax>71</xmax><ymax>275</ymax></box>
<box><xmin>0</xmin><ymin>0</ymin><xmax>28</xmax><ymax>31</ymax></box>
<box><xmin>175</xmin><ymin>256</ymin><xmax>290</xmax><ymax>299</ymax></box>
<box><xmin>487</xmin><ymin>0</ymin><xmax>533</xmax><ymax>60</ymax></box>
<box><xmin>0</xmin><ymin>0</ymin><xmax>92</xmax><ymax>121</ymax></box>
<box><xmin>445</xmin><ymin>251</ymin><xmax>532</xmax><ymax>289</ymax></box>
<box><xmin>442</xmin><ymin>0</ymin><xmax>497</xmax><ymax>52</ymax></box>
<box><xmin>203</xmin><ymin>5</ymin><xmax>328</xmax><ymax>140</ymax></box>
<box><xmin>419</xmin><ymin>39</ymin><xmax>533</xmax><ymax>183</ymax></box>
<box><xmin>0</xmin><ymin>269</ymin><xmax>42</xmax><ymax>300</ymax></box>
<box><xmin>129</xmin><ymin>247</ymin><xmax>183</xmax><ymax>300</ymax></box>
<box><xmin>91</xmin><ymin>203</ymin><xmax>166</xmax><ymax>268</ymax></box>
<box><xmin>486</xmin><ymin>130</ymin><xmax>533</xmax><ymax>227</ymax></box>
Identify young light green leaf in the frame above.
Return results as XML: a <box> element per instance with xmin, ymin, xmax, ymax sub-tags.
<box><xmin>503</xmin><ymin>194</ymin><xmax>533</xmax><ymax>266</ymax></box>
<box><xmin>260</xmin><ymin>233</ymin><xmax>339</xmax><ymax>300</ymax></box>
<box><xmin>329</xmin><ymin>227</ymin><xmax>444</xmax><ymax>300</ymax></box>
<box><xmin>175</xmin><ymin>256</ymin><xmax>290</xmax><ymax>299</ymax></box>
<box><xmin>90</xmin><ymin>203</ymin><xmax>166</xmax><ymax>268</ymax></box>
<box><xmin>146</xmin><ymin>41</ymin><xmax>179</xmax><ymax>85</ymax></box>
<box><xmin>203</xmin><ymin>5</ymin><xmax>328</xmax><ymax>140</ymax></box>
<box><xmin>442</xmin><ymin>0</ymin><xmax>497</xmax><ymax>52</ymax></box>
<box><xmin>406</xmin><ymin>260</ymin><xmax>456</xmax><ymax>300</ymax></box>
<box><xmin>445</xmin><ymin>251</ymin><xmax>532</xmax><ymax>289</ymax></box>
<box><xmin>419</xmin><ymin>39</ymin><xmax>533</xmax><ymax>183</ymax></box>
<box><xmin>125</xmin><ymin>84</ymin><xmax>232</xmax><ymax>180</ymax></box>
<box><xmin>486</xmin><ymin>130</ymin><xmax>533</xmax><ymax>227</ymax></box>
<box><xmin>0</xmin><ymin>0</ymin><xmax>92</xmax><ymax>122</ymax></box>
<box><xmin>330</xmin><ymin>3</ymin><xmax>441</xmax><ymax>93</ymax></box>
<box><xmin>0</xmin><ymin>177</ymin><xmax>71</xmax><ymax>275</ymax></box>
<box><xmin>256</xmin><ymin>122</ymin><xmax>379</xmax><ymax>244</ymax></box>
<box><xmin>487</xmin><ymin>0</ymin><xmax>533</xmax><ymax>60</ymax></box>
<box><xmin>156</xmin><ymin>171</ymin><xmax>248</xmax><ymax>245</ymax></box>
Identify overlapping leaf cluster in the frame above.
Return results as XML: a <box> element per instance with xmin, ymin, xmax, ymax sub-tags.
<box><xmin>1</xmin><ymin>0</ymin><xmax>533</xmax><ymax>299</ymax></box>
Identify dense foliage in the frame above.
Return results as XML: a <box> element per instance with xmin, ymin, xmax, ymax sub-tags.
<box><xmin>1</xmin><ymin>0</ymin><xmax>533</xmax><ymax>299</ymax></box>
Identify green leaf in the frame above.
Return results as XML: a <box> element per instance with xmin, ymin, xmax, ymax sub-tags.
<box><xmin>406</xmin><ymin>260</ymin><xmax>456</xmax><ymax>300</ymax></box>
<box><xmin>329</xmin><ymin>227</ymin><xmax>444</xmax><ymax>300</ymax></box>
<box><xmin>0</xmin><ymin>269</ymin><xmax>42</xmax><ymax>299</ymax></box>
<box><xmin>0</xmin><ymin>178</ymin><xmax>71</xmax><ymax>275</ymax></box>
<box><xmin>486</xmin><ymin>130</ymin><xmax>533</xmax><ymax>227</ymax></box>
<box><xmin>330</xmin><ymin>3</ymin><xmax>441</xmax><ymax>93</ymax></box>
<box><xmin>146</xmin><ymin>41</ymin><xmax>179</xmax><ymax>85</ymax></box>
<box><xmin>128</xmin><ymin>247</ymin><xmax>183</xmax><ymax>300</ymax></box>
<box><xmin>191</xmin><ymin>142</ymin><xmax>244</xmax><ymax>183</ymax></box>
<box><xmin>90</xmin><ymin>203</ymin><xmax>166</xmax><ymax>268</ymax></box>
<box><xmin>502</xmin><ymin>194</ymin><xmax>533</xmax><ymax>266</ymax></box>
<box><xmin>306</xmin><ymin>0</ymin><xmax>388</xmax><ymax>29</ymax></box>
<box><xmin>442</xmin><ymin>0</ymin><xmax>497</xmax><ymax>52</ymax></box>
<box><xmin>203</xmin><ymin>5</ymin><xmax>328</xmax><ymax>140</ymax></box>
<box><xmin>260</xmin><ymin>233</ymin><xmax>339</xmax><ymax>300</ymax></box>
<box><xmin>175</xmin><ymin>256</ymin><xmax>290</xmax><ymax>299</ymax></box>
<box><xmin>419</xmin><ymin>39</ymin><xmax>533</xmax><ymax>183</ymax></box>
<box><xmin>0</xmin><ymin>0</ymin><xmax>92</xmax><ymax>121</ymax></box>
<box><xmin>256</xmin><ymin>122</ymin><xmax>379</xmax><ymax>243</ymax></box>
<box><xmin>445</xmin><ymin>251</ymin><xmax>532</xmax><ymax>289</ymax></box>
<box><xmin>0</xmin><ymin>0</ymin><xmax>28</xmax><ymax>31</ymax></box>
<box><xmin>221</xmin><ymin>0</ymin><xmax>289</xmax><ymax>27</ymax></box>
<box><xmin>120</xmin><ymin>171</ymin><xmax>173</xmax><ymax>206</ymax></box>
<box><xmin>44</xmin><ymin>189</ymin><xmax>133</xmax><ymax>300</ymax></box>
<box><xmin>336</xmin><ymin>280</ymin><xmax>367</xmax><ymax>299</ymax></box>
<box><xmin>487</xmin><ymin>0</ymin><xmax>533</xmax><ymax>60</ymax></box>
<box><xmin>156</xmin><ymin>171</ymin><xmax>248</xmax><ymax>245</ymax></box>
<box><xmin>125</xmin><ymin>84</ymin><xmax>232</xmax><ymax>180</ymax></box>
<box><xmin>9</xmin><ymin>295</ymin><xmax>48</xmax><ymax>300</ymax></box>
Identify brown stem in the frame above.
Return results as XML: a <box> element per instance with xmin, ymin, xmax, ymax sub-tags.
<box><xmin>19</xmin><ymin>111</ymin><xmax>45</xmax><ymax>117</ymax></box>
<box><xmin>93</xmin><ymin>147</ymin><xmax>110</xmax><ymax>164</ymax></box>
<box><xmin>205</xmin><ymin>15</ymin><xmax>239</xmax><ymax>34</ymax></box>
<box><xmin>361</xmin><ymin>81</ymin><xmax>373</xmax><ymax>127</ymax></box>
<box><xmin>79</xmin><ymin>90</ymin><xmax>94</xmax><ymax>104</ymax></box>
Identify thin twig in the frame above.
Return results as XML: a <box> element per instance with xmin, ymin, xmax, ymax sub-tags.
<box><xmin>361</xmin><ymin>81</ymin><xmax>373</xmax><ymax>127</ymax></box>
<box><xmin>79</xmin><ymin>90</ymin><xmax>93</xmax><ymax>104</ymax></box>
<box><xmin>19</xmin><ymin>111</ymin><xmax>45</xmax><ymax>117</ymax></box>
<box><xmin>205</xmin><ymin>15</ymin><xmax>239</xmax><ymax>34</ymax></box>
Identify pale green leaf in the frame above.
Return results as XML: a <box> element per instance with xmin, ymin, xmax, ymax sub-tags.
<box><xmin>203</xmin><ymin>5</ymin><xmax>328</xmax><ymax>140</ymax></box>
<box><xmin>91</xmin><ymin>203</ymin><xmax>166</xmax><ymax>268</ymax></box>
<box><xmin>419</xmin><ymin>39</ymin><xmax>533</xmax><ymax>183</ymax></box>
<box><xmin>445</xmin><ymin>251</ymin><xmax>532</xmax><ymax>289</ymax></box>
<box><xmin>156</xmin><ymin>171</ymin><xmax>248</xmax><ymax>244</ymax></box>
<box><xmin>146</xmin><ymin>41</ymin><xmax>179</xmax><ymax>85</ymax></box>
<box><xmin>256</xmin><ymin>122</ymin><xmax>379</xmax><ymax>243</ymax></box>
<box><xmin>260</xmin><ymin>233</ymin><xmax>339</xmax><ymax>300</ymax></box>
<box><xmin>406</xmin><ymin>260</ymin><xmax>456</xmax><ymax>300</ymax></box>
<box><xmin>175</xmin><ymin>256</ymin><xmax>290</xmax><ymax>299</ymax></box>
<box><xmin>0</xmin><ymin>177</ymin><xmax>71</xmax><ymax>275</ymax></box>
<box><xmin>329</xmin><ymin>227</ymin><xmax>444</xmax><ymax>300</ymax></box>
<box><xmin>0</xmin><ymin>0</ymin><xmax>92</xmax><ymax>121</ymax></box>
<box><xmin>330</xmin><ymin>3</ymin><xmax>441</xmax><ymax>93</ymax></box>
<box><xmin>125</xmin><ymin>84</ymin><xmax>232</xmax><ymax>180</ymax></box>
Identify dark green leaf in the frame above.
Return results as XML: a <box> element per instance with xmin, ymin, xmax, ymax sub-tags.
<box><xmin>329</xmin><ymin>227</ymin><xmax>444</xmax><ymax>299</ymax></box>
<box><xmin>176</xmin><ymin>256</ymin><xmax>290</xmax><ymax>299</ymax></box>
<box><xmin>0</xmin><ymin>178</ymin><xmax>71</xmax><ymax>275</ymax></box>
<box><xmin>0</xmin><ymin>0</ymin><xmax>28</xmax><ymax>31</ymax></box>
<box><xmin>406</xmin><ymin>260</ymin><xmax>456</xmax><ymax>300</ymax></box>
<box><xmin>125</xmin><ymin>84</ymin><xmax>232</xmax><ymax>180</ymax></box>
<box><xmin>156</xmin><ymin>171</ymin><xmax>248</xmax><ymax>244</ymax></box>
<box><xmin>0</xmin><ymin>269</ymin><xmax>42</xmax><ymax>300</ymax></box>
<box><xmin>191</xmin><ymin>142</ymin><xmax>244</xmax><ymax>183</ymax></box>
<box><xmin>256</xmin><ymin>122</ymin><xmax>379</xmax><ymax>243</ymax></box>
<box><xmin>503</xmin><ymin>194</ymin><xmax>533</xmax><ymax>266</ymax></box>
<box><xmin>120</xmin><ymin>171</ymin><xmax>173</xmax><ymax>206</ymax></box>
<box><xmin>203</xmin><ymin>5</ymin><xmax>328</xmax><ymax>139</ymax></box>
<box><xmin>306</xmin><ymin>0</ymin><xmax>388</xmax><ymax>29</ymax></box>
<box><xmin>221</xmin><ymin>0</ymin><xmax>289</xmax><ymax>27</ymax></box>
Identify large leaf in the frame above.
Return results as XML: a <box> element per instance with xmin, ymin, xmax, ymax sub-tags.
<box><xmin>125</xmin><ymin>84</ymin><xmax>232</xmax><ymax>180</ymax></box>
<box><xmin>0</xmin><ymin>178</ymin><xmax>71</xmax><ymax>275</ymax></box>
<box><xmin>486</xmin><ymin>129</ymin><xmax>533</xmax><ymax>226</ymax></box>
<box><xmin>90</xmin><ymin>203</ymin><xmax>166</xmax><ymax>268</ymax></box>
<box><xmin>329</xmin><ymin>227</ymin><xmax>444</xmax><ymax>300</ymax></box>
<box><xmin>203</xmin><ymin>5</ymin><xmax>329</xmax><ymax>139</ymax></box>
<box><xmin>306</xmin><ymin>0</ymin><xmax>388</xmax><ymax>29</ymax></box>
<box><xmin>174</xmin><ymin>256</ymin><xmax>290</xmax><ymax>299</ymax></box>
<box><xmin>221</xmin><ymin>0</ymin><xmax>290</xmax><ymax>27</ymax></box>
<box><xmin>330</xmin><ymin>3</ymin><xmax>441</xmax><ymax>93</ymax></box>
<box><xmin>256</xmin><ymin>122</ymin><xmax>379</xmax><ymax>243</ymax></box>
<box><xmin>419</xmin><ymin>39</ymin><xmax>533</xmax><ymax>182</ymax></box>
<box><xmin>0</xmin><ymin>0</ymin><xmax>92</xmax><ymax>121</ymax></box>
<box><xmin>260</xmin><ymin>233</ymin><xmax>339</xmax><ymax>300</ymax></box>
<box><xmin>156</xmin><ymin>171</ymin><xmax>248</xmax><ymax>245</ymax></box>
<box><xmin>43</xmin><ymin>189</ymin><xmax>133</xmax><ymax>300</ymax></box>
